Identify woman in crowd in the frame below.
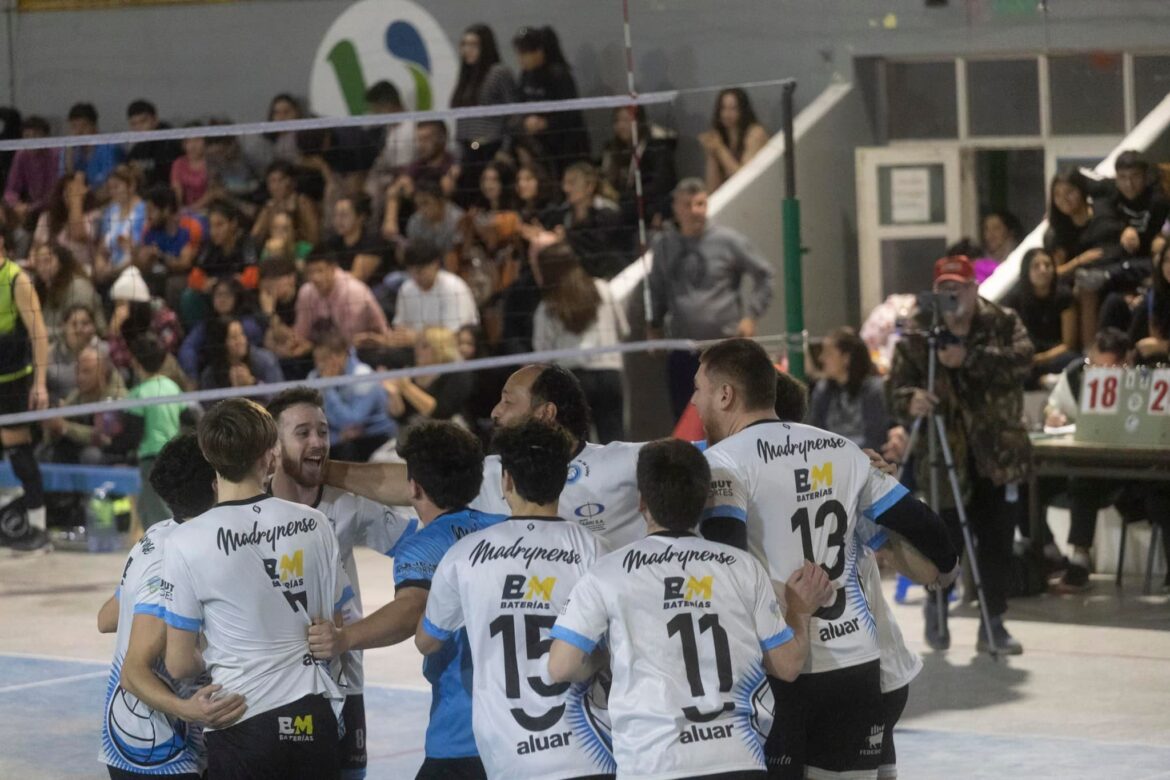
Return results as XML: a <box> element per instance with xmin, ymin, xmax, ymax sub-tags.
<box><xmin>532</xmin><ymin>242</ymin><xmax>628</xmax><ymax>443</ymax></box>
<box><xmin>1044</xmin><ymin>170</ymin><xmax>1122</xmax><ymax>271</ymax></box>
<box><xmin>46</xmin><ymin>303</ymin><xmax>108</xmax><ymax>403</ymax></box>
<box><xmin>516</xmin><ymin>161</ymin><xmax>559</xmax><ymax>224</ymax></box>
<box><xmin>259</xmin><ymin>210</ymin><xmax>313</xmax><ymax>263</ymax></box>
<box><xmin>323</xmin><ymin>194</ymin><xmax>388</xmax><ymax>282</ymax></box>
<box><xmin>1130</xmin><ymin>244</ymin><xmax>1170</xmax><ymax>365</ymax></box>
<box><xmin>198</xmin><ymin>316</ymin><xmax>283</xmax><ymax>391</ymax></box>
<box><xmin>513</xmin><ymin>25</ymin><xmax>590</xmax><ymax>177</ymax></box>
<box><xmin>700</xmin><ymin>87</ymin><xmax>769</xmax><ymax>192</ymax></box>
<box><xmin>809</xmin><ymin>326</ymin><xmax>889</xmax><ymax>451</ymax></box>
<box><xmin>1002</xmin><ymin>248</ymin><xmax>1079</xmax><ymax>386</ymax></box>
<box><xmin>30</xmin><ymin>242</ymin><xmax>106</xmax><ymax>340</ymax></box>
<box><xmin>240</xmin><ymin>93</ymin><xmax>303</xmax><ymax>173</ymax></box>
<box><xmin>385</xmin><ymin>326</ymin><xmax>474</xmax><ymax>429</ymax></box>
<box><xmin>600</xmin><ymin>104</ymin><xmax>678</xmax><ymax>227</ymax></box>
<box><xmin>550</xmin><ymin>161</ymin><xmax>630</xmax><ymax>279</ymax></box>
<box><xmin>170</xmin><ymin>127</ymin><xmax>211</xmax><ymax>212</ymax></box>
<box><xmin>178</xmin><ymin>276</ymin><xmax>264</xmax><ymax>378</ymax></box>
<box><xmin>460</xmin><ymin>160</ymin><xmax>522</xmax><ymax>310</ymax></box>
<box><xmin>251</xmin><ymin>160</ymin><xmax>320</xmax><ymax>249</ymax></box>
<box><xmin>450</xmin><ymin>23</ymin><xmax>518</xmax><ymax>206</ymax></box>
<box><xmin>34</xmin><ymin>173</ymin><xmax>100</xmax><ymax>271</ymax></box>
<box><xmin>981</xmin><ymin>210</ymin><xmax>1023</xmax><ymax>263</ymax></box>
<box><xmin>93</xmin><ymin>165</ymin><xmax>146</xmax><ymax>285</ymax></box>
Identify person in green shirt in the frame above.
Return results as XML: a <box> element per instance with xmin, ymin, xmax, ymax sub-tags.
<box><xmin>125</xmin><ymin>334</ymin><xmax>184</xmax><ymax>528</ymax></box>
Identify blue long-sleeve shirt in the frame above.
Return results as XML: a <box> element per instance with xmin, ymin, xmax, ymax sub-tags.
<box><xmin>310</xmin><ymin>352</ymin><xmax>396</xmax><ymax>444</ymax></box>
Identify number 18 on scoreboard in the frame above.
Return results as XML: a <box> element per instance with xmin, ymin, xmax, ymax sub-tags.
<box><xmin>1077</xmin><ymin>366</ymin><xmax>1170</xmax><ymax>447</ymax></box>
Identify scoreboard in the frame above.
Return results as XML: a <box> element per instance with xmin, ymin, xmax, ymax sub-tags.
<box><xmin>1076</xmin><ymin>366</ymin><xmax>1170</xmax><ymax>447</ymax></box>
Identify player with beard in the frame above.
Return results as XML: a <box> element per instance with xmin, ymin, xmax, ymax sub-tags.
<box><xmin>267</xmin><ymin>387</ymin><xmax>417</xmax><ymax>780</ymax></box>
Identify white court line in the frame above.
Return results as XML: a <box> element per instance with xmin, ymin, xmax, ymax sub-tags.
<box><xmin>0</xmin><ymin>650</ymin><xmax>106</xmax><ymax>666</ymax></box>
<box><xmin>0</xmin><ymin>670</ymin><xmax>107</xmax><ymax>694</ymax></box>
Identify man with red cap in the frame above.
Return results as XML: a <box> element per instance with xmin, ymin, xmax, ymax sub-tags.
<box><xmin>887</xmin><ymin>255</ymin><xmax>1034</xmax><ymax>655</ymax></box>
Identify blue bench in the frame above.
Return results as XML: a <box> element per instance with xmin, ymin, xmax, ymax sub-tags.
<box><xmin>0</xmin><ymin>462</ymin><xmax>141</xmax><ymax>496</ymax></box>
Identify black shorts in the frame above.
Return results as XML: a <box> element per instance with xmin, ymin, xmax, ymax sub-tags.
<box><xmin>107</xmin><ymin>767</ymin><xmax>201</xmax><ymax>780</ymax></box>
<box><xmin>880</xmin><ymin>685</ymin><xmax>910</xmax><ymax>777</ymax></box>
<box><xmin>415</xmin><ymin>756</ymin><xmax>487</xmax><ymax>780</ymax></box>
<box><xmin>205</xmin><ymin>693</ymin><xmax>340</xmax><ymax>780</ymax></box>
<box><xmin>766</xmin><ymin>660</ymin><xmax>884</xmax><ymax>779</ymax></box>
<box><xmin>0</xmin><ymin>373</ymin><xmax>30</xmax><ymax>428</ymax></box>
<box><xmin>340</xmin><ymin>694</ymin><xmax>367</xmax><ymax>779</ymax></box>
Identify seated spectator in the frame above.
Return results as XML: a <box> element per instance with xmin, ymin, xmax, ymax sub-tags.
<box><xmin>363</xmin><ymin>80</ymin><xmax>416</xmax><ymax>215</ymax></box>
<box><xmin>1002</xmin><ymin>248</ymin><xmax>1079</xmax><ymax>386</ymax></box>
<box><xmin>257</xmin><ymin>255</ymin><xmax>308</xmax><ymax>374</ymax></box>
<box><xmin>170</xmin><ymin>127</ymin><xmax>212</xmax><ymax>212</ymax></box>
<box><xmin>700</xmin><ymin>88</ymin><xmax>768</xmax><ymax>192</ymax></box>
<box><xmin>178</xmin><ymin>277</ymin><xmax>264</xmax><ymax>378</ymax></box>
<box><xmin>182</xmin><ymin>198</ymin><xmax>259</xmax><ymax>327</ymax></box>
<box><xmin>40</xmin><ymin>345</ymin><xmax>129</xmax><ymax>466</ymax></box>
<box><xmin>405</xmin><ymin>177</ymin><xmax>465</xmax><ymax>258</ymax></box>
<box><xmin>62</xmin><ymin>102</ymin><xmax>123</xmax><ymax>195</ymax></box>
<box><xmin>458</xmin><ymin>160</ymin><xmax>522</xmax><ymax>306</ymax></box>
<box><xmin>512</xmin><ymin>26</ymin><xmax>590</xmax><ymax>177</ymax></box>
<box><xmin>34</xmin><ymin>173</ymin><xmax>100</xmax><ymax>271</ymax></box>
<box><xmin>1045</xmin><ymin>169</ymin><xmax>1123</xmax><ymax>272</ymax></box>
<box><xmin>545</xmin><ymin>161</ymin><xmax>630</xmax><ymax>279</ymax></box>
<box><xmin>29</xmin><ymin>242</ymin><xmax>106</xmax><ymax>340</ymax></box>
<box><xmin>123</xmin><ymin>334</ymin><xmax>185</xmax><ymax>529</ymax></box>
<box><xmin>974</xmin><ymin>209</ymin><xmax>1023</xmax><ymax>282</ymax></box>
<box><xmin>46</xmin><ymin>303</ymin><xmax>109</xmax><ymax>404</ymax></box>
<box><xmin>93</xmin><ymin>165</ymin><xmax>147</xmax><ymax>286</ymax></box>
<box><xmin>107</xmin><ymin>266</ymin><xmax>190</xmax><ymax>391</ymax></box>
<box><xmin>324</xmin><ymin>193</ymin><xmax>389</xmax><ymax>282</ymax></box>
<box><xmin>600</xmin><ymin>105</ymin><xmax>678</xmax><ymax>227</ymax></box>
<box><xmin>309</xmin><ymin>320</ymin><xmax>396</xmax><ymax>461</ymax></box>
<box><xmin>1130</xmin><ymin>243</ymin><xmax>1170</xmax><ymax>365</ymax></box>
<box><xmin>385</xmin><ymin>326</ymin><xmax>474</xmax><ymax>428</ymax></box>
<box><xmin>391</xmin><ymin>237</ymin><xmax>479</xmax><ymax>346</ymax></box>
<box><xmin>198</xmin><ymin>316</ymin><xmax>283</xmax><ymax>392</ymax></box>
<box><xmin>3</xmin><ymin>116</ymin><xmax>59</xmax><ymax>225</ymax></box>
<box><xmin>455</xmin><ymin>323</ymin><xmax>504</xmax><ymax>442</ymax></box>
<box><xmin>809</xmin><ymin>326</ymin><xmax>889</xmax><ymax>451</ymax></box>
<box><xmin>259</xmin><ymin>210</ymin><xmax>312</xmax><ymax>262</ymax></box>
<box><xmin>125</xmin><ymin>99</ymin><xmax>182</xmax><ymax>190</ymax></box>
<box><xmin>294</xmin><ymin>249</ymin><xmax>389</xmax><ymax>349</ymax></box>
<box><xmin>205</xmin><ymin>128</ymin><xmax>263</xmax><ymax>214</ymax></box>
<box><xmin>516</xmin><ymin>161</ymin><xmax>560</xmax><ymax>224</ymax></box>
<box><xmin>1081</xmin><ymin>151</ymin><xmax>1170</xmax><ymax>260</ymax></box>
<box><xmin>239</xmin><ymin>92</ymin><xmax>303</xmax><ymax>173</ymax></box>
<box><xmin>381</xmin><ymin>121</ymin><xmax>457</xmax><ymax>240</ymax></box>
<box><xmin>532</xmin><ymin>241</ymin><xmax>628</xmax><ymax>443</ymax></box>
<box><xmin>137</xmin><ymin>184</ymin><xmax>204</xmax><ymax>306</ymax></box>
<box><xmin>250</xmin><ymin>160</ymin><xmax>321</xmax><ymax>249</ymax></box>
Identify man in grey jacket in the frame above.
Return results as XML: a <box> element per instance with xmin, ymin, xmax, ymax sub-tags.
<box><xmin>647</xmin><ymin>178</ymin><xmax>774</xmax><ymax>419</ymax></box>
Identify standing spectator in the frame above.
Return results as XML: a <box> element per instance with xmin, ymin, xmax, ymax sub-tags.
<box><xmin>450</xmin><ymin>24</ymin><xmax>518</xmax><ymax>206</ymax></box>
<box><xmin>810</xmin><ymin>326</ymin><xmax>890</xmax><ymax>451</ymax></box>
<box><xmin>391</xmin><ymin>237</ymin><xmax>479</xmax><ymax>344</ymax></box>
<box><xmin>888</xmin><ymin>255</ymin><xmax>1032</xmax><ymax>654</ymax></box>
<box><xmin>294</xmin><ymin>250</ymin><xmax>389</xmax><ymax>347</ymax></box>
<box><xmin>29</xmin><ymin>242</ymin><xmax>106</xmax><ymax>340</ymax></box>
<box><xmin>648</xmin><ymin>178</ymin><xmax>774</xmax><ymax>419</ymax></box>
<box><xmin>1130</xmin><ymin>243</ymin><xmax>1170</xmax><ymax>364</ymax></box>
<box><xmin>405</xmin><ymin>177</ymin><xmax>465</xmax><ymax>257</ymax></box>
<box><xmin>177</xmin><ymin>277</ymin><xmax>264</xmax><ymax>378</ymax></box>
<box><xmin>46</xmin><ymin>303</ymin><xmax>108</xmax><ymax>403</ymax></box>
<box><xmin>1001</xmin><ymin>248</ymin><xmax>1079</xmax><ymax>385</ymax></box>
<box><xmin>251</xmin><ymin>160</ymin><xmax>320</xmax><ymax>249</ymax></box>
<box><xmin>532</xmin><ymin>242</ymin><xmax>628</xmax><ymax>443</ymax></box>
<box><xmin>198</xmin><ymin>316</ymin><xmax>283</xmax><ymax>392</ymax></box>
<box><xmin>700</xmin><ymin>88</ymin><xmax>769</xmax><ymax>192</ymax></box>
<box><xmin>62</xmin><ymin>102</ymin><xmax>123</xmax><ymax>194</ymax></box>
<box><xmin>385</xmin><ymin>326</ymin><xmax>474</xmax><ymax>428</ymax></box>
<box><xmin>33</xmin><ymin>173</ymin><xmax>100</xmax><ymax>271</ymax></box>
<box><xmin>107</xmin><ymin>267</ymin><xmax>190</xmax><ymax>391</ymax></box>
<box><xmin>309</xmin><ymin>320</ymin><xmax>396</xmax><ymax>461</ymax></box>
<box><xmin>40</xmin><ymin>346</ymin><xmax>129</xmax><ymax>466</ymax></box>
<box><xmin>182</xmin><ymin>198</ymin><xmax>259</xmax><ymax>327</ymax></box>
<box><xmin>363</xmin><ymin>81</ymin><xmax>416</xmax><ymax>214</ymax></box>
<box><xmin>170</xmin><ymin>127</ymin><xmax>212</xmax><ymax>211</ymax></box>
<box><xmin>125</xmin><ymin>99</ymin><xmax>182</xmax><ymax>190</ymax></box>
<box><xmin>93</xmin><ymin>165</ymin><xmax>146</xmax><ymax>285</ymax></box>
<box><xmin>3</xmin><ymin>116</ymin><xmax>59</xmax><ymax>225</ymax></box>
<box><xmin>124</xmin><ymin>334</ymin><xmax>184</xmax><ymax>529</ymax></box>
<box><xmin>600</xmin><ymin>105</ymin><xmax>678</xmax><ymax>227</ymax></box>
<box><xmin>324</xmin><ymin>194</ymin><xmax>388</xmax><ymax>283</ymax></box>
<box><xmin>138</xmin><ymin>184</ymin><xmax>204</xmax><ymax>306</ymax></box>
<box><xmin>547</xmin><ymin>161</ymin><xmax>630</xmax><ymax>279</ymax></box>
<box><xmin>512</xmin><ymin>26</ymin><xmax>590</xmax><ymax>177</ymax></box>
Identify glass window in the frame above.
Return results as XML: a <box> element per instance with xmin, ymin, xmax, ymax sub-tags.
<box><xmin>887</xmin><ymin>61</ymin><xmax>958</xmax><ymax>140</ymax></box>
<box><xmin>1049</xmin><ymin>53</ymin><xmax>1125</xmax><ymax>135</ymax></box>
<box><xmin>967</xmin><ymin>59</ymin><xmax>1041</xmax><ymax>137</ymax></box>
<box><xmin>1135</xmin><ymin>55</ymin><xmax>1170</xmax><ymax>120</ymax></box>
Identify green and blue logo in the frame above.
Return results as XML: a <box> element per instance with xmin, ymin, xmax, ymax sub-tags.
<box><xmin>309</xmin><ymin>0</ymin><xmax>457</xmax><ymax>116</ymax></box>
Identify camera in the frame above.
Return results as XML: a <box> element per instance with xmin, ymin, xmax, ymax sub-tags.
<box><xmin>916</xmin><ymin>290</ymin><xmax>959</xmax><ymax>316</ymax></box>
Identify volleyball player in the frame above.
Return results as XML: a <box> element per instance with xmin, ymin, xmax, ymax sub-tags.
<box><xmin>416</xmin><ymin>420</ymin><xmax>614</xmax><ymax>779</ymax></box>
<box><xmin>308</xmin><ymin>421</ymin><xmax>505</xmax><ymax>779</ymax></box>
<box><xmin>693</xmin><ymin>339</ymin><xmax>957</xmax><ymax>780</ymax></box>
<box><xmin>547</xmin><ymin>439</ymin><xmax>834</xmax><ymax>780</ymax></box>
<box><xmin>161</xmin><ymin>399</ymin><xmax>351</xmax><ymax>779</ymax></box>
<box><xmin>100</xmin><ymin>434</ymin><xmax>242</xmax><ymax>779</ymax></box>
<box><xmin>267</xmin><ymin>387</ymin><xmax>417</xmax><ymax>780</ymax></box>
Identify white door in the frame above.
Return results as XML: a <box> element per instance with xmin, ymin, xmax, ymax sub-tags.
<box><xmin>855</xmin><ymin>145</ymin><xmax>971</xmax><ymax>318</ymax></box>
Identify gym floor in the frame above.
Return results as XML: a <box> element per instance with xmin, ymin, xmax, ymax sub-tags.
<box><xmin>2</xmin><ymin>547</ymin><xmax>1168</xmax><ymax>779</ymax></box>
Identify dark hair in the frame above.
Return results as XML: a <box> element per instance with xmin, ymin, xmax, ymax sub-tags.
<box><xmin>309</xmin><ymin>318</ymin><xmax>347</xmax><ymax>352</ymax></box>
<box><xmin>197</xmin><ymin>398</ymin><xmax>277</xmax><ymax>483</ymax></box>
<box><xmin>119</xmin><ymin>301</ymin><xmax>155</xmax><ymax>344</ymax></box>
<box><xmin>413</xmin><ymin>176</ymin><xmax>445</xmax><ymax>203</ymax></box>
<box><xmin>458</xmin><ymin>324</ymin><xmax>488</xmax><ymax>358</ymax></box>
<box><xmin>207</xmin><ymin>197</ymin><xmax>242</xmax><ymax>225</ymax></box>
<box><xmin>982</xmin><ymin>209</ymin><xmax>1023</xmax><ymax>242</ymax></box>
<box><xmin>1047</xmin><ymin>169</ymin><xmax>1091</xmax><ymax>254</ymax></box>
<box><xmin>699</xmin><ymin>338</ymin><xmax>776</xmax><ymax>412</ymax></box>
<box><xmin>535</xmin><ymin>242</ymin><xmax>600</xmax><ymax>334</ymax></box>
<box><xmin>259</xmin><ymin>254</ymin><xmax>298</xmax><ymax>280</ymax></box>
<box><xmin>517</xmin><ymin>161</ymin><xmax>557</xmax><ymax>216</ymax></box>
<box><xmin>266</xmin><ymin>159</ymin><xmax>297</xmax><ymax>181</ymax></box>
<box><xmin>452</xmin><ymin>24</ymin><xmax>503</xmax><ymax>108</ymax></box>
<box><xmin>513</xmin><ymin>25</ymin><xmax>568</xmax><ymax>67</ymax></box>
<box><xmin>22</xmin><ymin>115</ymin><xmax>49</xmax><ymax>135</ymax></box>
<box><xmin>1114</xmin><ymin>150</ymin><xmax>1149</xmax><ymax>174</ymax></box>
<box><xmin>403</xmin><ymin>236</ymin><xmax>442</xmax><ymax>268</ymax></box>
<box><xmin>46</xmin><ymin>174</ymin><xmax>96</xmax><ymax>237</ymax></box>
<box><xmin>1149</xmin><ymin>244</ymin><xmax>1170</xmax><ymax>339</ymax></box>
<box><xmin>305</xmin><ymin>245</ymin><xmax>338</xmax><ymax>267</ymax></box>
<box><xmin>1094</xmin><ymin>327</ymin><xmax>1132</xmax><ymax>358</ymax></box>
<box><xmin>478</xmin><ymin>159</ymin><xmax>518</xmax><ymax>210</ymax></box>
<box><xmin>144</xmin><ymin>183</ymin><xmax>178</xmax><ymax>213</ymax></box>
<box><xmin>397</xmin><ymin>421</ymin><xmax>485</xmax><ymax>509</ymax></box>
<box><xmin>33</xmin><ymin>243</ymin><xmax>83</xmax><ymax>309</ymax></box>
<box><xmin>495</xmin><ymin>419</ymin><xmax>573</xmax><ymax>505</ymax></box>
<box><xmin>108</xmin><ymin>163</ymin><xmax>139</xmax><ymax>191</ymax></box>
<box><xmin>417</xmin><ymin>120</ymin><xmax>448</xmax><ymax>140</ymax></box>
<box><xmin>711</xmin><ymin>88</ymin><xmax>760</xmax><ymax>160</ymax></box>
<box><xmin>336</xmin><ymin>192</ymin><xmax>372</xmax><ymax>221</ymax></box>
<box><xmin>267</xmin><ymin>93</ymin><xmax>302</xmax><ymax>121</ymax></box>
<box><xmin>774</xmin><ymin>371</ymin><xmax>809</xmax><ymax>423</ymax></box>
<box><xmin>126</xmin><ymin>100</ymin><xmax>157</xmax><ymax>119</ymax></box>
<box><xmin>267</xmin><ymin>386</ymin><xmax>324</xmax><ymax>423</ymax></box>
<box><xmin>67</xmin><ymin>103</ymin><xmax>98</xmax><ymax>124</ymax></box>
<box><xmin>204</xmin><ymin>317</ymin><xmax>251</xmax><ymax>389</ymax></box>
<box><xmin>1013</xmin><ymin>247</ymin><xmax>1058</xmax><ymax>305</ymax></box>
<box><xmin>128</xmin><ymin>333</ymin><xmax>167</xmax><ymax>375</ymax></box>
<box><xmin>825</xmin><ymin>326</ymin><xmax>875</xmax><ymax>397</ymax></box>
<box><xmin>150</xmin><ymin>433</ymin><xmax>216</xmax><ymax>521</ymax></box>
<box><xmin>636</xmin><ymin>439</ymin><xmax>710</xmax><ymax>532</ymax></box>
<box><xmin>944</xmin><ymin>237</ymin><xmax>981</xmax><ymax>259</ymax></box>
<box><xmin>365</xmin><ymin>80</ymin><xmax>403</xmax><ymax>108</ymax></box>
<box><xmin>530</xmin><ymin>364</ymin><xmax>590</xmax><ymax>441</ymax></box>
<box><xmin>62</xmin><ymin>302</ymin><xmax>96</xmax><ymax>327</ymax></box>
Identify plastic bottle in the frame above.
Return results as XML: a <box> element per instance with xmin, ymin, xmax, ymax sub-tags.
<box><xmin>87</xmin><ymin>481</ymin><xmax>119</xmax><ymax>553</ymax></box>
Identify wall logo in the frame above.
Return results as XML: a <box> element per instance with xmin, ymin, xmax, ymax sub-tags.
<box><xmin>794</xmin><ymin>462</ymin><xmax>833</xmax><ymax>502</ymax></box>
<box><xmin>310</xmin><ymin>0</ymin><xmax>457</xmax><ymax>116</ymax></box>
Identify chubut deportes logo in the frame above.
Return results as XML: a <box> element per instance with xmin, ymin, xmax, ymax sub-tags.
<box><xmin>309</xmin><ymin>0</ymin><xmax>457</xmax><ymax>116</ymax></box>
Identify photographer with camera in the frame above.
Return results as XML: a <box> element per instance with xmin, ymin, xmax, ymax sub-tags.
<box><xmin>888</xmin><ymin>256</ymin><xmax>1034</xmax><ymax>655</ymax></box>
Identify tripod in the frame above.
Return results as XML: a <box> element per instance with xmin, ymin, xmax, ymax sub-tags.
<box><xmin>897</xmin><ymin>308</ymin><xmax>1002</xmax><ymax>660</ymax></box>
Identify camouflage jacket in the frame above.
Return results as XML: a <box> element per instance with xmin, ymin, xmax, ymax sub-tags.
<box><xmin>888</xmin><ymin>297</ymin><xmax>1034</xmax><ymax>504</ymax></box>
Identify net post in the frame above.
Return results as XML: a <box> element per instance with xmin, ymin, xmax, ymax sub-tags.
<box><xmin>781</xmin><ymin>80</ymin><xmax>805</xmax><ymax>379</ymax></box>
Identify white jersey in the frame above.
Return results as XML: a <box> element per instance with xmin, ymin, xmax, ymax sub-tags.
<box><xmin>101</xmin><ymin>519</ymin><xmax>205</xmax><ymax>775</ymax></box>
<box><xmin>703</xmin><ymin>421</ymin><xmax>908</xmax><ymax>674</ymax></box>
<box><xmin>472</xmin><ymin>440</ymin><xmax>646</xmax><ymax>548</ymax></box>
<box><xmin>859</xmin><ymin>550</ymin><xmax>921</xmax><ymax>693</ymax></box>
<box><xmin>313</xmin><ymin>485</ymin><xmax>416</xmax><ymax>694</ymax></box>
<box><xmin>162</xmin><ymin>495</ymin><xmax>352</xmax><ymax>726</ymax></box>
<box><xmin>422</xmin><ymin>517</ymin><xmax>614</xmax><ymax>780</ymax></box>
<box><xmin>552</xmin><ymin>532</ymin><xmax>791</xmax><ymax>780</ymax></box>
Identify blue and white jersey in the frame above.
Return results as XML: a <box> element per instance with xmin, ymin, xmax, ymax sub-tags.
<box><xmin>702</xmin><ymin>421</ymin><xmax>907</xmax><ymax>674</ymax></box>
<box><xmin>391</xmin><ymin>507</ymin><xmax>507</xmax><ymax>760</ymax></box>
<box><xmin>100</xmin><ymin>519</ymin><xmax>205</xmax><ymax>775</ymax></box>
